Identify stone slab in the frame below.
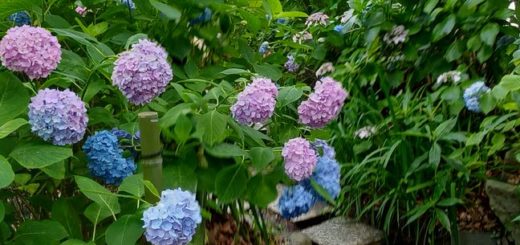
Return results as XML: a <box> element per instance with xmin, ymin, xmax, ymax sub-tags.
<box><xmin>301</xmin><ymin>216</ymin><xmax>383</xmax><ymax>245</ymax></box>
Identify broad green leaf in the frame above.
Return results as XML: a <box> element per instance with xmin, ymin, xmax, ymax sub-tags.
<box><xmin>0</xmin><ymin>72</ymin><xmax>29</xmax><ymax>125</ymax></box>
<box><xmin>42</xmin><ymin>161</ymin><xmax>66</xmax><ymax>180</ymax></box>
<box><xmin>83</xmin><ymin>80</ymin><xmax>107</xmax><ymax>103</ymax></box>
<box><xmin>253</xmin><ymin>63</ymin><xmax>282</xmax><ymax>81</ymax></box>
<box><xmin>436</xmin><ymin>209</ymin><xmax>451</xmax><ymax>233</ymax></box>
<box><xmin>83</xmin><ymin>203</ymin><xmax>112</xmax><ymax>224</ymax></box>
<box><xmin>52</xmin><ymin>199</ymin><xmax>82</xmax><ymax>239</ymax></box>
<box><xmin>174</xmin><ymin>114</ymin><xmax>192</xmax><ymax>144</ymax></box>
<box><xmin>125</xmin><ymin>33</ymin><xmax>148</xmax><ymax>49</ymax></box>
<box><xmin>75</xmin><ymin>176</ymin><xmax>120</xmax><ymax>218</ymax></box>
<box><xmin>477</xmin><ymin>45</ymin><xmax>492</xmax><ymax>62</ymax></box>
<box><xmin>10</xmin><ymin>143</ymin><xmax>73</xmax><ymax>169</ymax></box>
<box><xmin>433</xmin><ymin>118</ymin><xmax>457</xmax><ymax>138</ymax></box>
<box><xmin>497</xmin><ymin>75</ymin><xmax>520</xmax><ymax>92</ymax></box>
<box><xmin>15</xmin><ymin>220</ymin><xmax>68</xmax><ymax>244</ymax></box>
<box><xmin>266</xmin><ymin>0</ymin><xmax>282</xmax><ymax>14</ymax></box>
<box><xmin>0</xmin><ymin>202</ymin><xmax>4</xmax><ymax>222</ymax></box>
<box><xmin>61</xmin><ymin>239</ymin><xmax>95</xmax><ymax>245</ymax></box>
<box><xmin>0</xmin><ymin>118</ymin><xmax>27</xmax><ymax>139</ymax></box>
<box><xmin>245</xmin><ymin>175</ymin><xmax>277</xmax><ymax>208</ymax></box>
<box><xmin>432</xmin><ymin>14</ymin><xmax>456</xmax><ymax>42</ymax></box>
<box><xmin>479</xmin><ymin>93</ymin><xmax>496</xmax><ymax>114</ymax></box>
<box><xmin>0</xmin><ymin>156</ymin><xmax>14</xmax><ymax>189</ymax></box>
<box><xmin>105</xmin><ymin>215</ymin><xmax>144</xmax><ymax>245</ymax></box>
<box><xmin>159</xmin><ymin>103</ymin><xmax>192</xmax><ymax>129</ymax></box>
<box><xmin>220</xmin><ymin>68</ymin><xmax>250</xmax><ymax>75</ymax></box>
<box><xmin>444</xmin><ymin>41</ymin><xmax>463</xmax><ymax>62</ymax></box>
<box><xmin>205</xmin><ymin>143</ymin><xmax>245</xmax><ymax>158</ymax></box>
<box><xmin>163</xmin><ymin>165</ymin><xmax>198</xmax><ymax>192</ymax></box>
<box><xmin>196</xmin><ymin>111</ymin><xmax>228</xmax><ymax>146</ymax></box>
<box><xmin>277</xmin><ymin>86</ymin><xmax>303</xmax><ymax>107</ymax></box>
<box><xmin>249</xmin><ymin>147</ymin><xmax>275</xmax><ymax>170</ymax></box>
<box><xmin>215</xmin><ymin>165</ymin><xmax>248</xmax><ymax>203</ymax></box>
<box><xmin>480</xmin><ymin>23</ymin><xmax>499</xmax><ymax>46</ymax></box>
<box><xmin>440</xmin><ymin>86</ymin><xmax>460</xmax><ymax>101</ymax></box>
<box><xmin>275</xmin><ymin>11</ymin><xmax>308</xmax><ymax>18</ymax></box>
<box><xmin>118</xmin><ymin>174</ymin><xmax>144</xmax><ymax>198</ymax></box>
<box><xmin>424</xmin><ymin>0</ymin><xmax>439</xmax><ymax>14</ymax></box>
<box><xmin>466</xmin><ymin>132</ymin><xmax>485</xmax><ymax>146</ymax></box>
<box><xmin>143</xmin><ymin>180</ymin><xmax>161</xmax><ymax>199</ymax></box>
<box><xmin>429</xmin><ymin>143</ymin><xmax>441</xmax><ymax>168</ymax></box>
<box><xmin>149</xmin><ymin>0</ymin><xmax>181</xmax><ymax>21</ymax></box>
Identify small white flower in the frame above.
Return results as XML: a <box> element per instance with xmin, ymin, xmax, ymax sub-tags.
<box><xmin>340</xmin><ymin>10</ymin><xmax>355</xmax><ymax>24</ymax></box>
<box><xmin>354</xmin><ymin>126</ymin><xmax>377</xmax><ymax>139</ymax></box>
<box><xmin>292</xmin><ymin>31</ymin><xmax>313</xmax><ymax>44</ymax></box>
<box><xmin>383</xmin><ymin>25</ymin><xmax>408</xmax><ymax>45</ymax></box>
<box><xmin>436</xmin><ymin>71</ymin><xmax>463</xmax><ymax>85</ymax></box>
<box><xmin>316</xmin><ymin>62</ymin><xmax>335</xmax><ymax>77</ymax></box>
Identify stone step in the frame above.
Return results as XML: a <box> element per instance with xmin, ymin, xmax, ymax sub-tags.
<box><xmin>299</xmin><ymin>217</ymin><xmax>383</xmax><ymax>245</ymax></box>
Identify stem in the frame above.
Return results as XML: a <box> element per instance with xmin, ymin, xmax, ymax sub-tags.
<box><xmin>138</xmin><ymin>112</ymin><xmax>163</xmax><ymax>203</ymax></box>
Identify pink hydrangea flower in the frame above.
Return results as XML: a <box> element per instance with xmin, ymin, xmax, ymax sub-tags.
<box><xmin>282</xmin><ymin>137</ymin><xmax>318</xmax><ymax>181</ymax></box>
<box><xmin>298</xmin><ymin>77</ymin><xmax>348</xmax><ymax>128</ymax></box>
<box><xmin>75</xmin><ymin>6</ymin><xmax>88</xmax><ymax>17</ymax></box>
<box><xmin>231</xmin><ymin>77</ymin><xmax>278</xmax><ymax>125</ymax></box>
<box><xmin>0</xmin><ymin>26</ymin><xmax>61</xmax><ymax>80</ymax></box>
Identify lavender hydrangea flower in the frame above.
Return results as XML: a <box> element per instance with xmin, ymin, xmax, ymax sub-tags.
<box><xmin>231</xmin><ymin>77</ymin><xmax>278</xmax><ymax>125</ymax></box>
<box><xmin>0</xmin><ymin>25</ymin><xmax>61</xmax><ymax>80</ymax></box>
<box><xmin>259</xmin><ymin>41</ymin><xmax>269</xmax><ymax>54</ymax></box>
<box><xmin>83</xmin><ymin>131</ymin><xmax>136</xmax><ymax>185</ymax></box>
<box><xmin>278</xmin><ymin>184</ymin><xmax>316</xmax><ymax>219</ymax></box>
<box><xmin>8</xmin><ymin>12</ymin><xmax>31</xmax><ymax>26</ymax></box>
<box><xmin>298</xmin><ymin>77</ymin><xmax>348</xmax><ymax>128</ymax></box>
<box><xmin>383</xmin><ymin>25</ymin><xmax>408</xmax><ymax>45</ymax></box>
<box><xmin>282</xmin><ymin>137</ymin><xmax>318</xmax><ymax>181</ymax></box>
<box><xmin>142</xmin><ymin>188</ymin><xmax>202</xmax><ymax>245</ymax></box>
<box><xmin>316</xmin><ymin>62</ymin><xmax>335</xmax><ymax>77</ymax></box>
<box><xmin>305</xmin><ymin>12</ymin><xmax>329</xmax><ymax>26</ymax></box>
<box><xmin>28</xmin><ymin>89</ymin><xmax>88</xmax><ymax>145</ymax></box>
<box><xmin>284</xmin><ymin>55</ymin><xmax>299</xmax><ymax>73</ymax></box>
<box><xmin>292</xmin><ymin>31</ymin><xmax>313</xmax><ymax>44</ymax></box>
<box><xmin>463</xmin><ymin>81</ymin><xmax>490</xmax><ymax>113</ymax></box>
<box><xmin>112</xmin><ymin>39</ymin><xmax>173</xmax><ymax>105</ymax></box>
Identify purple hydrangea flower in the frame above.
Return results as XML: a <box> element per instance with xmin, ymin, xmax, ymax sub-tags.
<box><xmin>0</xmin><ymin>25</ymin><xmax>61</xmax><ymax>80</ymax></box>
<box><xmin>298</xmin><ymin>77</ymin><xmax>348</xmax><ymax>128</ymax></box>
<box><xmin>28</xmin><ymin>89</ymin><xmax>88</xmax><ymax>145</ymax></box>
<box><xmin>112</xmin><ymin>39</ymin><xmax>173</xmax><ymax>105</ymax></box>
<box><xmin>305</xmin><ymin>12</ymin><xmax>329</xmax><ymax>26</ymax></box>
<box><xmin>282</xmin><ymin>137</ymin><xmax>318</xmax><ymax>181</ymax></box>
<box><xmin>278</xmin><ymin>184</ymin><xmax>316</xmax><ymax>219</ymax></box>
<box><xmin>463</xmin><ymin>81</ymin><xmax>490</xmax><ymax>113</ymax></box>
<box><xmin>83</xmin><ymin>131</ymin><xmax>137</xmax><ymax>185</ymax></box>
<box><xmin>284</xmin><ymin>55</ymin><xmax>299</xmax><ymax>73</ymax></box>
<box><xmin>75</xmin><ymin>6</ymin><xmax>88</xmax><ymax>17</ymax></box>
<box><xmin>142</xmin><ymin>188</ymin><xmax>202</xmax><ymax>245</ymax></box>
<box><xmin>231</xmin><ymin>77</ymin><xmax>278</xmax><ymax>125</ymax></box>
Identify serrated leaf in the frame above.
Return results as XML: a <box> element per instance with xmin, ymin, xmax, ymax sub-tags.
<box><xmin>10</xmin><ymin>143</ymin><xmax>72</xmax><ymax>169</ymax></box>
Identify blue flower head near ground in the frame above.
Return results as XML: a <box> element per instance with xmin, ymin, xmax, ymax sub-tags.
<box><xmin>83</xmin><ymin>130</ymin><xmax>137</xmax><ymax>185</ymax></box>
<box><xmin>278</xmin><ymin>184</ymin><xmax>316</xmax><ymax>219</ymax></box>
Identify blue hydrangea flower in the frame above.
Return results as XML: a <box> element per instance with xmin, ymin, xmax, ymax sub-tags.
<box><xmin>189</xmin><ymin>8</ymin><xmax>212</xmax><ymax>25</ymax></box>
<box><xmin>121</xmin><ymin>0</ymin><xmax>135</xmax><ymax>10</ymax></box>
<box><xmin>83</xmin><ymin>131</ymin><xmax>136</xmax><ymax>185</ymax></box>
<box><xmin>334</xmin><ymin>25</ymin><xmax>346</xmax><ymax>34</ymax></box>
<box><xmin>303</xmin><ymin>156</ymin><xmax>341</xmax><ymax>201</ymax></box>
<box><xmin>463</xmin><ymin>81</ymin><xmax>490</xmax><ymax>112</ymax></box>
<box><xmin>111</xmin><ymin>128</ymin><xmax>132</xmax><ymax>139</ymax></box>
<box><xmin>142</xmin><ymin>188</ymin><xmax>202</xmax><ymax>245</ymax></box>
<box><xmin>278</xmin><ymin>184</ymin><xmax>316</xmax><ymax>219</ymax></box>
<box><xmin>259</xmin><ymin>41</ymin><xmax>269</xmax><ymax>54</ymax></box>
<box><xmin>276</xmin><ymin>18</ymin><xmax>287</xmax><ymax>24</ymax></box>
<box><xmin>8</xmin><ymin>11</ymin><xmax>30</xmax><ymax>26</ymax></box>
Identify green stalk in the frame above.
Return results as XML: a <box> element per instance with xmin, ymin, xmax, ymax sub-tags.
<box><xmin>138</xmin><ymin>112</ymin><xmax>163</xmax><ymax>203</ymax></box>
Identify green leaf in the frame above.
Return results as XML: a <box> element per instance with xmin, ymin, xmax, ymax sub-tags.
<box><xmin>205</xmin><ymin>143</ymin><xmax>245</xmax><ymax>158</ymax></box>
<box><xmin>310</xmin><ymin>178</ymin><xmax>336</xmax><ymax>205</ymax></box>
<box><xmin>143</xmin><ymin>180</ymin><xmax>161</xmax><ymax>199</ymax></box>
<box><xmin>432</xmin><ymin>14</ymin><xmax>456</xmax><ymax>42</ymax></box>
<box><xmin>435</xmin><ymin>209</ymin><xmax>451</xmax><ymax>233</ymax></box>
<box><xmin>274</xmin><ymin>11</ymin><xmax>308</xmax><ymax>18</ymax></box>
<box><xmin>265</xmin><ymin>0</ymin><xmax>283</xmax><ymax>14</ymax></box>
<box><xmin>15</xmin><ymin>220</ymin><xmax>68</xmax><ymax>244</ymax></box>
<box><xmin>220</xmin><ymin>68</ymin><xmax>250</xmax><ymax>75</ymax></box>
<box><xmin>83</xmin><ymin>80</ymin><xmax>107</xmax><ymax>103</ymax></box>
<box><xmin>196</xmin><ymin>111</ymin><xmax>228</xmax><ymax>146</ymax></box>
<box><xmin>497</xmin><ymin>75</ymin><xmax>520</xmax><ymax>92</ymax></box>
<box><xmin>477</xmin><ymin>45</ymin><xmax>492</xmax><ymax>62</ymax></box>
<box><xmin>149</xmin><ymin>0</ymin><xmax>181</xmax><ymax>21</ymax></box>
<box><xmin>440</xmin><ymin>86</ymin><xmax>460</xmax><ymax>101</ymax></box>
<box><xmin>118</xmin><ymin>174</ymin><xmax>144</xmax><ymax>198</ymax></box>
<box><xmin>433</xmin><ymin>118</ymin><xmax>457</xmax><ymax>138</ymax></box>
<box><xmin>42</xmin><ymin>161</ymin><xmax>66</xmax><ymax>180</ymax></box>
<box><xmin>159</xmin><ymin>103</ymin><xmax>192</xmax><ymax>129</ymax></box>
<box><xmin>429</xmin><ymin>143</ymin><xmax>441</xmax><ymax>168</ymax></box>
<box><xmin>105</xmin><ymin>215</ymin><xmax>144</xmax><ymax>245</ymax></box>
<box><xmin>52</xmin><ymin>199</ymin><xmax>82</xmax><ymax>239</ymax></box>
<box><xmin>10</xmin><ymin>143</ymin><xmax>72</xmax><ymax>169</ymax></box>
<box><xmin>480</xmin><ymin>23</ymin><xmax>499</xmax><ymax>46</ymax></box>
<box><xmin>249</xmin><ymin>147</ymin><xmax>275</xmax><ymax>170</ymax></box>
<box><xmin>0</xmin><ymin>155</ymin><xmax>14</xmax><ymax>189</ymax></box>
<box><xmin>479</xmin><ymin>92</ymin><xmax>496</xmax><ymax>114</ymax></box>
<box><xmin>83</xmin><ymin>203</ymin><xmax>112</xmax><ymax>224</ymax></box>
<box><xmin>437</xmin><ymin>197</ymin><xmax>463</xmax><ymax>206</ymax></box>
<box><xmin>215</xmin><ymin>165</ymin><xmax>248</xmax><ymax>203</ymax></box>
<box><xmin>61</xmin><ymin>239</ymin><xmax>95</xmax><ymax>245</ymax></box>
<box><xmin>245</xmin><ymin>175</ymin><xmax>277</xmax><ymax>208</ymax></box>
<box><xmin>173</xmin><ymin>114</ymin><xmax>192</xmax><ymax>144</ymax></box>
<box><xmin>124</xmin><ymin>33</ymin><xmax>148</xmax><ymax>49</ymax></box>
<box><xmin>423</xmin><ymin>0</ymin><xmax>439</xmax><ymax>14</ymax></box>
<box><xmin>445</xmin><ymin>41</ymin><xmax>463</xmax><ymax>62</ymax></box>
<box><xmin>466</xmin><ymin>132</ymin><xmax>485</xmax><ymax>146</ymax></box>
<box><xmin>277</xmin><ymin>86</ymin><xmax>304</xmax><ymax>107</ymax></box>
<box><xmin>0</xmin><ymin>72</ymin><xmax>30</xmax><ymax>125</ymax></box>
<box><xmin>75</xmin><ymin>176</ymin><xmax>120</xmax><ymax>218</ymax></box>
<box><xmin>0</xmin><ymin>201</ymin><xmax>4</xmax><ymax>223</ymax></box>
<box><xmin>253</xmin><ymin>63</ymin><xmax>282</xmax><ymax>81</ymax></box>
<box><xmin>163</xmin><ymin>165</ymin><xmax>198</xmax><ymax>192</ymax></box>
<box><xmin>0</xmin><ymin>118</ymin><xmax>27</xmax><ymax>139</ymax></box>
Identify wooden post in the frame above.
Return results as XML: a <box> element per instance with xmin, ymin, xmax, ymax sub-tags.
<box><xmin>138</xmin><ymin>112</ymin><xmax>162</xmax><ymax>203</ymax></box>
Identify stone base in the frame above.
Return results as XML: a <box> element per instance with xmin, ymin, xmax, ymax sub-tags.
<box><xmin>301</xmin><ymin>217</ymin><xmax>384</xmax><ymax>245</ymax></box>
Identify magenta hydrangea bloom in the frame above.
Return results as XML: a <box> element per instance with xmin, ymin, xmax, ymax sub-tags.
<box><xmin>231</xmin><ymin>77</ymin><xmax>278</xmax><ymax>125</ymax></box>
<box><xmin>28</xmin><ymin>89</ymin><xmax>88</xmax><ymax>145</ymax></box>
<box><xmin>0</xmin><ymin>25</ymin><xmax>61</xmax><ymax>80</ymax></box>
<box><xmin>298</xmin><ymin>77</ymin><xmax>348</xmax><ymax>128</ymax></box>
<box><xmin>112</xmin><ymin>39</ymin><xmax>173</xmax><ymax>105</ymax></box>
<box><xmin>282</xmin><ymin>137</ymin><xmax>318</xmax><ymax>181</ymax></box>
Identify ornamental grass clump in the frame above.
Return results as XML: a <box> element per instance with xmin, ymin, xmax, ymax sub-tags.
<box><xmin>82</xmin><ymin>130</ymin><xmax>137</xmax><ymax>185</ymax></box>
<box><xmin>0</xmin><ymin>25</ymin><xmax>61</xmax><ymax>79</ymax></box>
<box><xmin>142</xmin><ymin>188</ymin><xmax>202</xmax><ymax>245</ymax></box>
<box><xmin>231</xmin><ymin>77</ymin><xmax>278</xmax><ymax>125</ymax></box>
<box><xmin>28</xmin><ymin>89</ymin><xmax>88</xmax><ymax>145</ymax></box>
<box><xmin>112</xmin><ymin>39</ymin><xmax>173</xmax><ymax>105</ymax></box>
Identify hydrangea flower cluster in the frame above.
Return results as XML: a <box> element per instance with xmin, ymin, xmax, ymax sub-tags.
<box><xmin>292</xmin><ymin>31</ymin><xmax>313</xmax><ymax>44</ymax></box>
<box><xmin>8</xmin><ymin>12</ymin><xmax>31</xmax><ymax>26</ymax></box>
<box><xmin>305</xmin><ymin>12</ymin><xmax>329</xmax><ymax>26</ymax></box>
<box><xmin>278</xmin><ymin>184</ymin><xmax>316</xmax><ymax>219</ymax></box>
<box><xmin>354</xmin><ymin>126</ymin><xmax>377</xmax><ymax>139</ymax></box>
<box><xmin>284</xmin><ymin>55</ymin><xmax>299</xmax><ymax>73</ymax></box>
<box><xmin>142</xmin><ymin>188</ymin><xmax>202</xmax><ymax>245</ymax></box>
<box><xmin>276</xmin><ymin>18</ymin><xmax>288</xmax><ymax>24</ymax></box>
<box><xmin>112</xmin><ymin>39</ymin><xmax>173</xmax><ymax>105</ymax></box>
<box><xmin>463</xmin><ymin>81</ymin><xmax>490</xmax><ymax>113</ymax></box>
<box><xmin>231</xmin><ymin>77</ymin><xmax>278</xmax><ymax>125</ymax></box>
<box><xmin>259</xmin><ymin>41</ymin><xmax>269</xmax><ymax>54</ymax></box>
<box><xmin>316</xmin><ymin>62</ymin><xmax>335</xmax><ymax>77</ymax></box>
<box><xmin>0</xmin><ymin>25</ymin><xmax>61</xmax><ymax>80</ymax></box>
<box><xmin>436</xmin><ymin>71</ymin><xmax>462</xmax><ymax>85</ymax></box>
<box><xmin>383</xmin><ymin>25</ymin><xmax>408</xmax><ymax>45</ymax></box>
<box><xmin>303</xmin><ymin>156</ymin><xmax>341</xmax><ymax>201</ymax></box>
<box><xmin>190</xmin><ymin>8</ymin><xmax>212</xmax><ymax>25</ymax></box>
<box><xmin>121</xmin><ymin>0</ymin><xmax>135</xmax><ymax>10</ymax></box>
<box><xmin>298</xmin><ymin>77</ymin><xmax>348</xmax><ymax>128</ymax></box>
<box><xmin>334</xmin><ymin>25</ymin><xmax>347</xmax><ymax>34</ymax></box>
<box><xmin>28</xmin><ymin>89</ymin><xmax>88</xmax><ymax>145</ymax></box>
<box><xmin>83</xmin><ymin>131</ymin><xmax>137</xmax><ymax>185</ymax></box>
<box><xmin>282</xmin><ymin>137</ymin><xmax>318</xmax><ymax>181</ymax></box>
<box><xmin>75</xmin><ymin>6</ymin><xmax>88</xmax><ymax>17</ymax></box>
